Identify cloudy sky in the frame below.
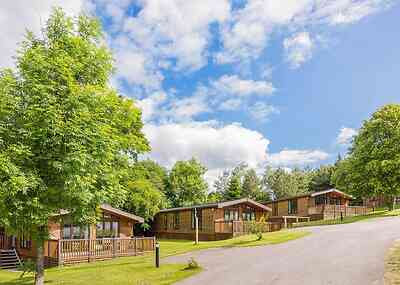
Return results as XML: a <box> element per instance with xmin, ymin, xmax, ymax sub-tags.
<box><xmin>1</xmin><ymin>0</ymin><xmax>399</xmax><ymax>184</ymax></box>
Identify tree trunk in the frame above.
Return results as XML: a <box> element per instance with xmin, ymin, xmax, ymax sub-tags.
<box><xmin>35</xmin><ymin>239</ymin><xmax>45</xmax><ymax>285</ymax></box>
<box><xmin>392</xmin><ymin>196</ymin><xmax>397</xmax><ymax>211</ymax></box>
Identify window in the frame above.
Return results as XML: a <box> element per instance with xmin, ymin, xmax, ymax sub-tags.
<box><xmin>224</xmin><ymin>209</ymin><xmax>239</xmax><ymax>221</ymax></box>
<box><xmin>63</xmin><ymin>224</ymin><xmax>89</xmax><ymax>239</ymax></box>
<box><xmin>163</xmin><ymin>214</ymin><xmax>168</xmax><ymax>230</ymax></box>
<box><xmin>174</xmin><ymin>213</ymin><xmax>180</xmax><ymax>229</ymax></box>
<box><xmin>315</xmin><ymin>195</ymin><xmax>327</xmax><ymax>206</ymax></box>
<box><xmin>19</xmin><ymin>235</ymin><xmax>31</xmax><ymax>249</ymax></box>
<box><xmin>191</xmin><ymin>209</ymin><xmax>202</xmax><ymax>230</ymax></box>
<box><xmin>242</xmin><ymin>207</ymin><xmax>256</xmax><ymax>221</ymax></box>
<box><xmin>288</xmin><ymin>199</ymin><xmax>298</xmax><ymax>214</ymax></box>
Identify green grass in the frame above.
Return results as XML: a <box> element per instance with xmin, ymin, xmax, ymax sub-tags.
<box><xmin>385</xmin><ymin>240</ymin><xmax>400</xmax><ymax>285</ymax></box>
<box><xmin>0</xmin><ymin>230</ymin><xmax>309</xmax><ymax>285</ymax></box>
<box><xmin>292</xmin><ymin>209</ymin><xmax>400</xmax><ymax>228</ymax></box>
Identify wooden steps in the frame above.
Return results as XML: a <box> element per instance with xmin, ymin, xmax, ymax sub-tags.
<box><xmin>0</xmin><ymin>249</ymin><xmax>21</xmax><ymax>270</ymax></box>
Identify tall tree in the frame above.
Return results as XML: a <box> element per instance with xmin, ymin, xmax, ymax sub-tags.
<box><xmin>333</xmin><ymin>104</ymin><xmax>400</xmax><ymax>209</ymax></box>
<box><xmin>224</xmin><ymin>175</ymin><xmax>242</xmax><ymax>200</ymax></box>
<box><xmin>309</xmin><ymin>165</ymin><xmax>335</xmax><ymax>192</ymax></box>
<box><xmin>242</xmin><ymin>169</ymin><xmax>261</xmax><ymax>199</ymax></box>
<box><xmin>263</xmin><ymin>167</ymin><xmax>310</xmax><ymax>199</ymax></box>
<box><xmin>122</xmin><ymin>160</ymin><xmax>168</xmax><ymax>224</ymax></box>
<box><xmin>213</xmin><ymin>170</ymin><xmax>230</xmax><ymax>196</ymax></box>
<box><xmin>0</xmin><ymin>9</ymin><xmax>149</xmax><ymax>285</ymax></box>
<box><xmin>167</xmin><ymin>158</ymin><xmax>208</xmax><ymax>207</ymax></box>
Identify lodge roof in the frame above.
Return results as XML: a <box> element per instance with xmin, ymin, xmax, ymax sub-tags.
<box><xmin>158</xmin><ymin>198</ymin><xmax>272</xmax><ymax>213</ymax></box>
<box><xmin>266</xmin><ymin>188</ymin><xmax>354</xmax><ymax>204</ymax></box>
<box><xmin>53</xmin><ymin>204</ymin><xmax>145</xmax><ymax>223</ymax></box>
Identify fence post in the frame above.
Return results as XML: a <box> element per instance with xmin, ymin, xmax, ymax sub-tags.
<box><xmin>112</xmin><ymin>238</ymin><xmax>116</xmax><ymax>258</ymax></box>
<box><xmin>134</xmin><ymin>237</ymin><xmax>137</xmax><ymax>256</ymax></box>
<box><xmin>58</xmin><ymin>240</ymin><xmax>62</xmax><ymax>267</ymax></box>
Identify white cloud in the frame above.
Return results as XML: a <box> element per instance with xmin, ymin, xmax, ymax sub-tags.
<box><xmin>284</xmin><ymin>32</ymin><xmax>314</xmax><ymax>69</ymax></box>
<box><xmin>0</xmin><ymin>0</ymin><xmax>87</xmax><ymax>68</ymax></box>
<box><xmin>249</xmin><ymin>102</ymin><xmax>279</xmax><ymax>121</ymax></box>
<box><xmin>336</xmin><ymin>127</ymin><xmax>358</xmax><ymax>145</ymax></box>
<box><xmin>219</xmin><ymin>99</ymin><xmax>243</xmax><ymax>111</ymax></box>
<box><xmin>267</xmin><ymin>149</ymin><xmax>329</xmax><ymax>167</ymax></box>
<box><xmin>216</xmin><ymin>0</ymin><xmax>393</xmax><ymax>64</ymax></box>
<box><xmin>144</xmin><ymin>121</ymin><xmax>330</xmax><ymax>186</ymax></box>
<box><xmin>211</xmin><ymin>75</ymin><xmax>275</xmax><ymax>97</ymax></box>
<box><xmin>144</xmin><ymin>121</ymin><xmax>269</xmax><ymax>169</ymax></box>
<box><xmin>136</xmin><ymin>91</ymin><xmax>167</xmax><ymax>122</ymax></box>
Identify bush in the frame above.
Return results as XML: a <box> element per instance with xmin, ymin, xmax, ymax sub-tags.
<box><xmin>248</xmin><ymin>216</ymin><xmax>267</xmax><ymax>241</ymax></box>
<box><xmin>17</xmin><ymin>259</ymin><xmax>36</xmax><ymax>278</ymax></box>
<box><xmin>184</xmin><ymin>257</ymin><xmax>200</xmax><ymax>270</ymax></box>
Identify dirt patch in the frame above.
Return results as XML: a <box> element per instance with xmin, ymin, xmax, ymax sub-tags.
<box><xmin>385</xmin><ymin>240</ymin><xmax>400</xmax><ymax>285</ymax></box>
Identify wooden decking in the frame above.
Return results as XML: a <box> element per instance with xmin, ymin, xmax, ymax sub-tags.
<box><xmin>214</xmin><ymin>221</ymin><xmax>282</xmax><ymax>236</ymax></box>
<box><xmin>308</xmin><ymin>205</ymin><xmax>372</xmax><ymax>219</ymax></box>
<box><xmin>58</xmin><ymin>237</ymin><xmax>156</xmax><ymax>265</ymax></box>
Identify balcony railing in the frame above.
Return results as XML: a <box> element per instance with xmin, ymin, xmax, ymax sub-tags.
<box><xmin>308</xmin><ymin>204</ymin><xmax>372</xmax><ymax>217</ymax></box>
<box><xmin>57</xmin><ymin>237</ymin><xmax>155</xmax><ymax>265</ymax></box>
<box><xmin>214</xmin><ymin>221</ymin><xmax>281</xmax><ymax>235</ymax></box>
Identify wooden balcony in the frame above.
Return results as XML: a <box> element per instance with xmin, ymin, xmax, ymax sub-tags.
<box><xmin>308</xmin><ymin>204</ymin><xmax>372</xmax><ymax>219</ymax></box>
<box><xmin>214</xmin><ymin>221</ymin><xmax>281</xmax><ymax>236</ymax></box>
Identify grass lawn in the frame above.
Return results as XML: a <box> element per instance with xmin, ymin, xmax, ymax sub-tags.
<box><xmin>0</xmin><ymin>230</ymin><xmax>309</xmax><ymax>285</ymax></box>
<box><xmin>385</xmin><ymin>240</ymin><xmax>400</xmax><ymax>285</ymax></box>
<box><xmin>292</xmin><ymin>209</ymin><xmax>400</xmax><ymax>228</ymax></box>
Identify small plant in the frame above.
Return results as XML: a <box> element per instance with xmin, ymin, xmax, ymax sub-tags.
<box><xmin>184</xmin><ymin>257</ymin><xmax>200</xmax><ymax>270</ymax></box>
<box><xmin>248</xmin><ymin>216</ymin><xmax>267</xmax><ymax>241</ymax></box>
<box><xmin>18</xmin><ymin>259</ymin><xmax>36</xmax><ymax>278</ymax></box>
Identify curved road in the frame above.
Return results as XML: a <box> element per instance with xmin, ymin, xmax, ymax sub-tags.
<box><xmin>166</xmin><ymin>217</ymin><xmax>400</xmax><ymax>285</ymax></box>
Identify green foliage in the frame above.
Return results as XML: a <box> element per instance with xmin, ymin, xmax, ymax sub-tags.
<box><xmin>242</xmin><ymin>169</ymin><xmax>261</xmax><ymax>199</ymax></box>
<box><xmin>18</xmin><ymin>259</ymin><xmax>36</xmax><ymax>278</ymax></box>
<box><xmin>309</xmin><ymin>165</ymin><xmax>336</xmax><ymax>192</ymax></box>
<box><xmin>166</xmin><ymin>158</ymin><xmax>208</xmax><ymax>207</ymax></box>
<box><xmin>0</xmin><ymin>5</ymin><xmax>149</xmax><ymax>259</ymax></box>
<box><xmin>225</xmin><ymin>175</ymin><xmax>242</xmax><ymax>200</ymax></box>
<box><xmin>122</xmin><ymin>160</ymin><xmax>168</xmax><ymax>223</ymax></box>
<box><xmin>247</xmin><ymin>216</ymin><xmax>267</xmax><ymax>241</ymax></box>
<box><xmin>263</xmin><ymin>167</ymin><xmax>311</xmax><ymax>199</ymax></box>
<box><xmin>333</xmin><ymin>104</ymin><xmax>400</xmax><ymax>203</ymax></box>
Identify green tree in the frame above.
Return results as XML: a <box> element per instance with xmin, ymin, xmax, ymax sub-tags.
<box><xmin>242</xmin><ymin>169</ymin><xmax>261</xmax><ymax>199</ymax></box>
<box><xmin>333</xmin><ymin>104</ymin><xmax>400</xmax><ymax>209</ymax></box>
<box><xmin>263</xmin><ymin>167</ymin><xmax>310</xmax><ymax>199</ymax></box>
<box><xmin>213</xmin><ymin>170</ymin><xmax>230</xmax><ymax>196</ymax></box>
<box><xmin>224</xmin><ymin>174</ymin><xmax>242</xmax><ymax>200</ymax></box>
<box><xmin>167</xmin><ymin>158</ymin><xmax>208</xmax><ymax>207</ymax></box>
<box><xmin>122</xmin><ymin>160</ymin><xmax>168</xmax><ymax>224</ymax></box>
<box><xmin>309</xmin><ymin>165</ymin><xmax>336</xmax><ymax>192</ymax></box>
<box><xmin>0</xmin><ymin>9</ymin><xmax>149</xmax><ymax>285</ymax></box>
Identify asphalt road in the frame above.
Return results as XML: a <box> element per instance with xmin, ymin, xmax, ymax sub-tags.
<box><xmin>165</xmin><ymin>217</ymin><xmax>400</xmax><ymax>285</ymax></box>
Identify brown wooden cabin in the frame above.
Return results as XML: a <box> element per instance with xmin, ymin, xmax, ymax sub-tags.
<box><xmin>265</xmin><ymin>189</ymin><xmax>372</xmax><ymax>225</ymax></box>
<box><xmin>0</xmin><ymin>204</ymin><xmax>155</xmax><ymax>267</ymax></box>
<box><xmin>153</xmin><ymin>198</ymin><xmax>278</xmax><ymax>241</ymax></box>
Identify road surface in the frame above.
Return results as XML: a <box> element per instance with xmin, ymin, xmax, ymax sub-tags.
<box><xmin>165</xmin><ymin>217</ymin><xmax>400</xmax><ymax>285</ymax></box>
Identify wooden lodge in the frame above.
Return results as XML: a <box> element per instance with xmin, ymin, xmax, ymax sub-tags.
<box><xmin>153</xmin><ymin>198</ymin><xmax>280</xmax><ymax>241</ymax></box>
<box><xmin>265</xmin><ymin>189</ymin><xmax>373</xmax><ymax>226</ymax></box>
<box><xmin>0</xmin><ymin>204</ymin><xmax>155</xmax><ymax>268</ymax></box>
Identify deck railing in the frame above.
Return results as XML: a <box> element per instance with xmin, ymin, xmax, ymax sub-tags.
<box><xmin>0</xmin><ymin>235</ymin><xmax>10</xmax><ymax>250</ymax></box>
<box><xmin>58</xmin><ymin>237</ymin><xmax>155</xmax><ymax>265</ymax></box>
<box><xmin>308</xmin><ymin>205</ymin><xmax>372</xmax><ymax>218</ymax></box>
<box><xmin>214</xmin><ymin>221</ymin><xmax>281</xmax><ymax>235</ymax></box>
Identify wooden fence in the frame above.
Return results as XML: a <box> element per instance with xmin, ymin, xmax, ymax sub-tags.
<box><xmin>58</xmin><ymin>237</ymin><xmax>155</xmax><ymax>265</ymax></box>
<box><xmin>214</xmin><ymin>221</ymin><xmax>281</xmax><ymax>236</ymax></box>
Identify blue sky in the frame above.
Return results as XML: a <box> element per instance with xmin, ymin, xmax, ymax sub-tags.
<box><xmin>1</xmin><ymin>0</ymin><xmax>399</xmax><ymax>184</ymax></box>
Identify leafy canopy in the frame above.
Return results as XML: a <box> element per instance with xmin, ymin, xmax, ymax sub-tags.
<box><xmin>0</xmin><ymin>8</ymin><xmax>149</xmax><ymax>241</ymax></box>
<box><xmin>333</xmin><ymin>104</ymin><xmax>400</xmax><ymax>200</ymax></box>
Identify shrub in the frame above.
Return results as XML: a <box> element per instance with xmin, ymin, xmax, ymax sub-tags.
<box><xmin>248</xmin><ymin>216</ymin><xmax>267</xmax><ymax>241</ymax></box>
<box><xmin>18</xmin><ymin>259</ymin><xmax>36</xmax><ymax>278</ymax></box>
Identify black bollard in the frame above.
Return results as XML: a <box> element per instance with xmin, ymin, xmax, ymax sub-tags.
<box><xmin>340</xmin><ymin>212</ymin><xmax>343</xmax><ymax>222</ymax></box>
<box><xmin>155</xmin><ymin>242</ymin><xmax>160</xmax><ymax>268</ymax></box>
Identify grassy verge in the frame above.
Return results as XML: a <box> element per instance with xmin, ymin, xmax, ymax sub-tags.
<box><xmin>159</xmin><ymin>230</ymin><xmax>311</xmax><ymax>257</ymax></box>
<box><xmin>385</xmin><ymin>240</ymin><xmax>400</xmax><ymax>285</ymax></box>
<box><xmin>0</xmin><ymin>230</ymin><xmax>309</xmax><ymax>285</ymax></box>
<box><xmin>292</xmin><ymin>209</ymin><xmax>400</xmax><ymax>228</ymax></box>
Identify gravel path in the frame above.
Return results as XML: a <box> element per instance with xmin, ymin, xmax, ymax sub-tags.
<box><xmin>165</xmin><ymin>217</ymin><xmax>400</xmax><ymax>285</ymax></box>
